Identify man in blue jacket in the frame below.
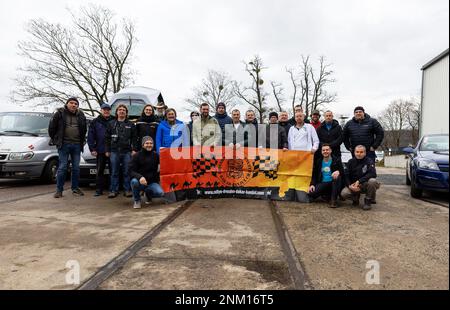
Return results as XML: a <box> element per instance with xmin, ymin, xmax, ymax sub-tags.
<box><xmin>343</xmin><ymin>106</ymin><xmax>384</xmax><ymax>161</ymax></box>
<box><xmin>87</xmin><ymin>103</ymin><xmax>115</xmax><ymax>196</ymax></box>
<box><xmin>213</xmin><ymin>102</ymin><xmax>233</xmax><ymax>146</ymax></box>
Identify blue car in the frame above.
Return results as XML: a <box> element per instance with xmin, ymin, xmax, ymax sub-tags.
<box><xmin>403</xmin><ymin>134</ymin><xmax>449</xmax><ymax>198</ymax></box>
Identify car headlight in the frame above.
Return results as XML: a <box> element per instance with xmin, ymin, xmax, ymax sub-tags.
<box><xmin>9</xmin><ymin>152</ymin><xmax>34</xmax><ymax>160</ymax></box>
<box><xmin>417</xmin><ymin>159</ymin><xmax>439</xmax><ymax>171</ymax></box>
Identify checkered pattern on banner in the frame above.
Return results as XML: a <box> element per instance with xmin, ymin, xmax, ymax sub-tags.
<box><xmin>192</xmin><ymin>153</ymin><xmax>218</xmax><ymax>179</ymax></box>
<box><xmin>252</xmin><ymin>156</ymin><xmax>280</xmax><ymax>180</ymax></box>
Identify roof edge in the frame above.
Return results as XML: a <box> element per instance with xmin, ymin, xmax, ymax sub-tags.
<box><xmin>421</xmin><ymin>48</ymin><xmax>449</xmax><ymax>70</ymax></box>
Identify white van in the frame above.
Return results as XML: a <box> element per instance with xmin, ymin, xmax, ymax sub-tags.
<box><xmin>0</xmin><ymin>111</ymin><xmax>59</xmax><ymax>182</ymax></box>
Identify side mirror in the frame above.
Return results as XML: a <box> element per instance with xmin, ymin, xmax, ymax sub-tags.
<box><xmin>403</xmin><ymin>147</ymin><xmax>415</xmax><ymax>154</ymax></box>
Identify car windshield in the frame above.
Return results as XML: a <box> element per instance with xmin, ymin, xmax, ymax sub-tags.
<box><xmin>419</xmin><ymin>135</ymin><xmax>449</xmax><ymax>152</ymax></box>
<box><xmin>110</xmin><ymin>99</ymin><xmax>147</xmax><ymax>118</ymax></box>
<box><xmin>0</xmin><ymin>112</ymin><xmax>50</xmax><ymax>136</ymax></box>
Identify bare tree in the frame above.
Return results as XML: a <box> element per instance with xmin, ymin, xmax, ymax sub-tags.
<box><xmin>270</xmin><ymin>81</ymin><xmax>285</xmax><ymax>112</ymax></box>
<box><xmin>404</xmin><ymin>98</ymin><xmax>421</xmax><ymax>145</ymax></box>
<box><xmin>234</xmin><ymin>55</ymin><xmax>269</xmax><ymax>123</ymax></box>
<box><xmin>12</xmin><ymin>4</ymin><xmax>136</xmax><ymax>115</ymax></box>
<box><xmin>379</xmin><ymin>99</ymin><xmax>420</xmax><ymax>148</ymax></box>
<box><xmin>285</xmin><ymin>55</ymin><xmax>336</xmax><ymax>117</ymax></box>
<box><xmin>285</xmin><ymin>67</ymin><xmax>299</xmax><ymax>115</ymax></box>
<box><xmin>185</xmin><ymin>70</ymin><xmax>236</xmax><ymax>112</ymax></box>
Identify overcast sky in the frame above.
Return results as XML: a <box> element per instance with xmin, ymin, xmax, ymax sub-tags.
<box><xmin>0</xmin><ymin>0</ymin><xmax>448</xmax><ymax>120</ymax></box>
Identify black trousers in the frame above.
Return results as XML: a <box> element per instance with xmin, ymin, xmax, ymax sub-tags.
<box><xmin>96</xmin><ymin>153</ymin><xmax>110</xmax><ymax>192</ymax></box>
<box><xmin>308</xmin><ymin>176</ymin><xmax>342</xmax><ymax>201</ymax></box>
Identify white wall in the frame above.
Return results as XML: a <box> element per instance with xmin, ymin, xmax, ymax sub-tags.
<box><xmin>420</xmin><ymin>54</ymin><xmax>449</xmax><ymax>136</ymax></box>
<box><xmin>384</xmin><ymin>155</ymin><xmax>407</xmax><ymax>169</ymax></box>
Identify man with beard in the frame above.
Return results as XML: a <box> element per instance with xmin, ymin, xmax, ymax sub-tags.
<box><xmin>192</xmin><ymin>103</ymin><xmax>221</xmax><ymax>147</ymax></box>
<box><xmin>49</xmin><ymin>97</ymin><xmax>87</xmax><ymax>198</ymax></box>
<box><xmin>213</xmin><ymin>102</ymin><xmax>233</xmax><ymax>146</ymax></box>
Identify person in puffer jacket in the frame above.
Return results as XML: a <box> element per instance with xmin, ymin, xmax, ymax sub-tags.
<box><xmin>155</xmin><ymin>108</ymin><xmax>190</xmax><ymax>154</ymax></box>
<box><xmin>213</xmin><ymin>102</ymin><xmax>233</xmax><ymax>146</ymax></box>
<box><xmin>343</xmin><ymin>106</ymin><xmax>384</xmax><ymax>161</ymax></box>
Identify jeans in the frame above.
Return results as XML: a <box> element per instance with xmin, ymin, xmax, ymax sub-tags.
<box><xmin>56</xmin><ymin>143</ymin><xmax>81</xmax><ymax>192</ymax></box>
<box><xmin>96</xmin><ymin>153</ymin><xmax>110</xmax><ymax>192</ymax></box>
<box><xmin>110</xmin><ymin>152</ymin><xmax>131</xmax><ymax>193</ymax></box>
<box><xmin>130</xmin><ymin>178</ymin><xmax>164</xmax><ymax>202</ymax></box>
<box><xmin>308</xmin><ymin>176</ymin><xmax>342</xmax><ymax>202</ymax></box>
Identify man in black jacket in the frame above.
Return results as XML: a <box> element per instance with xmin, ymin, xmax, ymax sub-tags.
<box><xmin>316</xmin><ymin>111</ymin><xmax>343</xmax><ymax>158</ymax></box>
<box><xmin>308</xmin><ymin>144</ymin><xmax>345</xmax><ymax>208</ymax></box>
<box><xmin>341</xmin><ymin>145</ymin><xmax>380</xmax><ymax>210</ymax></box>
<box><xmin>48</xmin><ymin>97</ymin><xmax>87</xmax><ymax>198</ymax></box>
<box><xmin>262</xmin><ymin>112</ymin><xmax>288</xmax><ymax>149</ymax></box>
<box><xmin>129</xmin><ymin>136</ymin><xmax>165</xmax><ymax>209</ymax></box>
<box><xmin>343</xmin><ymin>106</ymin><xmax>384</xmax><ymax>161</ymax></box>
<box><xmin>105</xmin><ymin>104</ymin><xmax>138</xmax><ymax>198</ymax></box>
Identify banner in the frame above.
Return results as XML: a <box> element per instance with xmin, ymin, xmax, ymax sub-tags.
<box><xmin>160</xmin><ymin>147</ymin><xmax>313</xmax><ymax>201</ymax></box>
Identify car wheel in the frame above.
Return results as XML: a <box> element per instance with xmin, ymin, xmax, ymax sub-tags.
<box><xmin>410</xmin><ymin>176</ymin><xmax>423</xmax><ymax>198</ymax></box>
<box><xmin>42</xmin><ymin>158</ymin><xmax>58</xmax><ymax>184</ymax></box>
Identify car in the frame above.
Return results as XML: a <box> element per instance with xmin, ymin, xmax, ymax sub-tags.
<box><xmin>403</xmin><ymin>134</ymin><xmax>449</xmax><ymax>198</ymax></box>
<box><xmin>340</xmin><ymin>144</ymin><xmax>352</xmax><ymax>168</ymax></box>
<box><xmin>108</xmin><ymin>86</ymin><xmax>165</xmax><ymax>120</ymax></box>
<box><xmin>0</xmin><ymin>111</ymin><xmax>59</xmax><ymax>183</ymax></box>
<box><xmin>375</xmin><ymin>150</ymin><xmax>384</xmax><ymax>163</ymax></box>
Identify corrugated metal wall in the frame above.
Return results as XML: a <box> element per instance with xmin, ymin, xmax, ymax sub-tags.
<box><xmin>420</xmin><ymin>54</ymin><xmax>449</xmax><ymax>135</ymax></box>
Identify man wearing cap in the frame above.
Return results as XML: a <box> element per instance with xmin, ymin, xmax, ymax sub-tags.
<box><xmin>288</xmin><ymin>105</ymin><xmax>310</xmax><ymax>126</ymax></box>
<box><xmin>48</xmin><ymin>97</ymin><xmax>87</xmax><ymax>198</ymax></box>
<box><xmin>343</xmin><ymin>106</ymin><xmax>384</xmax><ymax>161</ymax></box>
<box><xmin>261</xmin><ymin>112</ymin><xmax>288</xmax><ymax>149</ymax></box>
<box><xmin>87</xmin><ymin>103</ymin><xmax>115</xmax><ymax>196</ymax></box>
<box><xmin>310</xmin><ymin>110</ymin><xmax>322</xmax><ymax>130</ymax></box>
<box><xmin>154</xmin><ymin>102</ymin><xmax>167</xmax><ymax>122</ymax></box>
<box><xmin>213</xmin><ymin>102</ymin><xmax>233</xmax><ymax>146</ymax></box>
<box><xmin>129</xmin><ymin>136</ymin><xmax>165</xmax><ymax>209</ymax></box>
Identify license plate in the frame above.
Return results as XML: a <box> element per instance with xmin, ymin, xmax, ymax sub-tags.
<box><xmin>90</xmin><ymin>169</ymin><xmax>109</xmax><ymax>175</ymax></box>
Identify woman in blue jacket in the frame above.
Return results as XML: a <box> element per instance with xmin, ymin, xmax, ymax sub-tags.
<box><xmin>155</xmin><ymin>108</ymin><xmax>190</xmax><ymax>154</ymax></box>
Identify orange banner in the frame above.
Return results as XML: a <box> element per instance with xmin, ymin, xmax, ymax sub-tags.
<box><xmin>160</xmin><ymin>146</ymin><xmax>313</xmax><ymax>198</ymax></box>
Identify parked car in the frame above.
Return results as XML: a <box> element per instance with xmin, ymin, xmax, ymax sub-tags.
<box><xmin>0</xmin><ymin>111</ymin><xmax>58</xmax><ymax>183</ymax></box>
<box><xmin>340</xmin><ymin>144</ymin><xmax>352</xmax><ymax>168</ymax></box>
<box><xmin>375</xmin><ymin>150</ymin><xmax>384</xmax><ymax>163</ymax></box>
<box><xmin>403</xmin><ymin>134</ymin><xmax>449</xmax><ymax>198</ymax></box>
<box><xmin>108</xmin><ymin>86</ymin><xmax>164</xmax><ymax>120</ymax></box>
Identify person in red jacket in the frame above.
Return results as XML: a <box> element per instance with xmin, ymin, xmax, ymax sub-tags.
<box><xmin>310</xmin><ymin>110</ymin><xmax>322</xmax><ymax>130</ymax></box>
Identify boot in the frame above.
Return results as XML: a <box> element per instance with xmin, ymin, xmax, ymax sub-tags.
<box><xmin>362</xmin><ymin>198</ymin><xmax>372</xmax><ymax>211</ymax></box>
<box><xmin>352</xmin><ymin>197</ymin><xmax>360</xmax><ymax>206</ymax></box>
<box><xmin>329</xmin><ymin>200</ymin><xmax>338</xmax><ymax>208</ymax></box>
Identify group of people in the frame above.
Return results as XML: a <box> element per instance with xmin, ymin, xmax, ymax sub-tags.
<box><xmin>48</xmin><ymin>97</ymin><xmax>384</xmax><ymax>210</ymax></box>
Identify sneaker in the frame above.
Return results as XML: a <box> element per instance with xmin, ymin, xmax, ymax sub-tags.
<box><xmin>108</xmin><ymin>192</ymin><xmax>118</xmax><ymax>198</ymax></box>
<box><xmin>72</xmin><ymin>188</ymin><xmax>84</xmax><ymax>196</ymax></box>
<box><xmin>94</xmin><ymin>191</ymin><xmax>103</xmax><ymax>197</ymax></box>
<box><xmin>133</xmin><ymin>201</ymin><xmax>141</xmax><ymax>209</ymax></box>
<box><xmin>124</xmin><ymin>191</ymin><xmax>133</xmax><ymax>198</ymax></box>
<box><xmin>54</xmin><ymin>191</ymin><xmax>63</xmax><ymax>198</ymax></box>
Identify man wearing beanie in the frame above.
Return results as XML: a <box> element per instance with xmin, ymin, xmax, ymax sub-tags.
<box><xmin>48</xmin><ymin>97</ymin><xmax>87</xmax><ymax>198</ymax></box>
<box><xmin>213</xmin><ymin>102</ymin><xmax>233</xmax><ymax>146</ymax></box>
<box><xmin>343</xmin><ymin>106</ymin><xmax>384</xmax><ymax>161</ymax></box>
<box><xmin>129</xmin><ymin>136</ymin><xmax>165</xmax><ymax>209</ymax></box>
<box><xmin>260</xmin><ymin>112</ymin><xmax>288</xmax><ymax>149</ymax></box>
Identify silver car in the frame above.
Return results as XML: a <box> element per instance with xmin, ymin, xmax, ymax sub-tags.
<box><xmin>0</xmin><ymin>111</ymin><xmax>58</xmax><ymax>182</ymax></box>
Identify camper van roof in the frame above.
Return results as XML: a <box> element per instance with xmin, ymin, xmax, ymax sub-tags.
<box><xmin>108</xmin><ymin>86</ymin><xmax>162</xmax><ymax>105</ymax></box>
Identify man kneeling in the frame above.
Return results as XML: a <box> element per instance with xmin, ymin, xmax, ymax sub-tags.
<box><xmin>341</xmin><ymin>145</ymin><xmax>380</xmax><ymax>211</ymax></box>
<box><xmin>129</xmin><ymin>136</ymin><xmax>165</xmax><ymax>209</ymax></box>
<box><xmin>308</xmin><ymin>144</ymin><xmax>344</xmax><ymax>208</ymax></box>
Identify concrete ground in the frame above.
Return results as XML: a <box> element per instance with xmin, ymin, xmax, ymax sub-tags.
<box><xmin>0</xmin><ymin>167</ymin><xmax>448</xmax><ymax>290</ymax></box>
